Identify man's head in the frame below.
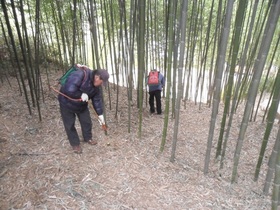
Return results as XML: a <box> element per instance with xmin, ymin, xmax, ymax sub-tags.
<box><xmin>93</xmin><ymin>69</ymin><xmax>109</xmax><ymax>87</ymax></box>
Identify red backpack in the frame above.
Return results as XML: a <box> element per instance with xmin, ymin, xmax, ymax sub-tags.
<box><xmin>147</xmin><ymin>71</ymin><xmax>160</xmax><ymax>86</ymax></box>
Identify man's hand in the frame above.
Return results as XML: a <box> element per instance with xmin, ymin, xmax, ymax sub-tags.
<box><xmin>98</xmin><ymin>115</ymin><xmax>107</xmax><ymax>131</ymax></box>
<box><xmin>98</xmin><ymin>115</ymin><xmax>105</xmax><ymax>125</ymax></box>
<box><xmin>81</xmin><ymin>93</ymin><xmax>89</xmax><ymax>102</ymax></box>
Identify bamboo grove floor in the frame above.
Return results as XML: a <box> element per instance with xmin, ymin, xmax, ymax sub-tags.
<box><xmin>0</xmin><ymin>70</ymin><xmax>276</xmax><ymax>209</ymax></box>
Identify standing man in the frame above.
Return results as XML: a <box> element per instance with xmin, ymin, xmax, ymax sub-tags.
<box><xmin>147</xmin><ymin>69</ymin><xmax>165</xmax><ymax>115</ymax></box>
<box><xmin>58</xmin><ymin>64</ymin><xmax>109</xmax><ymax>154</ymax></box>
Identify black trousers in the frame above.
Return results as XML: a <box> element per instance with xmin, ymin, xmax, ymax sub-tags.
<box><xmin>149</xmin><ymin>90</ymin><xmax>162</xmax><ymax>114</ymax></box>
<box><xmin>60</xmin><ymin>105</ymin><xmax>92</xmax><ymax>146</ymax></box>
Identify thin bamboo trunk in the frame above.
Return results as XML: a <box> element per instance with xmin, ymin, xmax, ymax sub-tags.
<box><xmin>204</xmin><ymin>0</ymin><xmax>234</xmax><ymax>174</ymax></box>
<box><xmin>170</xmin><ymin>0</ymin><xmax>188</xmax><ymax>162</ymax></box>
<box><xmin>231</xmin><ymin>0</ymin><xmax>280</xmax><ymax>183</ymax></box>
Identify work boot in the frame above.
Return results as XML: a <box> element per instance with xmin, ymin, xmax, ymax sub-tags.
<box><xmin>87</xmin><ymin>139</ymin><xmax>98</xmax><ymax>145</ymax></box>
<box><xmin>72</xmin><ymin>145</ymin><xmax>82</xmax><ymax>154</ymax></box>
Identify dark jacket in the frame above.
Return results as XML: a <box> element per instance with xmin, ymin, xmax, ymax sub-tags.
<box><xmin>58</xmin><ymin>69</ymin><xmax>103</xmax><ymax>115</ymax></box>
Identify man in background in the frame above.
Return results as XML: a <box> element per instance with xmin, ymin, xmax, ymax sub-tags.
<box><xmin>147</xmin><ymin>69</ymin><xmax>165</xmax><ymax>115</ymax></box>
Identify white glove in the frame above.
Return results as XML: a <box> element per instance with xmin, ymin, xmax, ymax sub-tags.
<box><xmin>98</xmin><ymin>115</ymin><xmax>105</xmax><ymax>125</ymax></box>
<box><xmin>81</xmin><ymin>93</ymin><xmax>89</xmax><ymax>102</ymax></box>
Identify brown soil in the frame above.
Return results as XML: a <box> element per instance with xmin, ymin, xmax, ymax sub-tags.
<box><xmin>0</xmin><ymin>70</ymin><xmax>276</xmax><ymax>210</ymax></box>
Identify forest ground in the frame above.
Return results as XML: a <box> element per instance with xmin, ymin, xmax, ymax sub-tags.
<box><xmin>0</xmin><ymin>69</ymin><xmax>278</xmax><ymax>210</ymax></box>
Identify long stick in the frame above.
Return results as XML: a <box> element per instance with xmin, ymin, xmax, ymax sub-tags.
<box><xmin>89</xmin><ymin>102</ymin><xmax>108</xmax><ymax>133</ymax></box>
<box><xmin>50</xmin><ymin>85</ymin><xmax>82</xmax><ymax>102</ymax></box>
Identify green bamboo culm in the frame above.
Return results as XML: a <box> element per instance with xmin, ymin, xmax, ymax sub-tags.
<box><xmin>170</xmin><ymin>0</ymin><xmax>188</xmax><ymax>162</ymax></box>
<box><xmin>263</xmin><ymin>121</ymin><xmax>280</xmax><ymax>195</ymax></box>
<box><xmin>255</xmin><ymin>67</ymin><xmax>280</xmax><ymax>182</ymax></box>
<box><xmin>271</xmin><ymin>127</ymin><xmax>280</xmax><ymax>209</ymax></box>
<box><xmin>160</xmin><ymin>0</ymin><xmax>175</xmax><ymax>152</ymax></box>
<box><xmin>231</xmin><ymin>0</ymin><xmax>280</xmax><ymax>183</ymax></box>
<box><xmin>0</xmin><ymin>0</ymin><xmax>33</xmax><ymax>115</ymax></box>
<box><xmin>204</xmin><ymin>0</ymin><xmax>235</xmax><ymax>174</ymax></box>
<box><xmin>137</xmin><ymin>0</ymin><xmax>146</xmax><ymax>138</ymax></box>
<box><xmin>215</xmin><ymin>0</ymin><xmax>247</xmax><ymax>160</ymax></box>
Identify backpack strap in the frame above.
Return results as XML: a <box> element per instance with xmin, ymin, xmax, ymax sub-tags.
<box><xmin>75</xmin><ymin>64</ymin><xmax>88</xmax><ymax>86</ymax></box>
<box><xmin>81</xmin><ymin>69</ymin><xmax>87</xmax><ymax>85</ymax></box>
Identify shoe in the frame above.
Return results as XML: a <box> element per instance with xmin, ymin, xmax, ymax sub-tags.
<box><xmin>72</xmin><ymin>145</ymin><xmax>82</xmax><ymax>154</ymax></box>
<box><xmin>157</xmin><ymin>110</ymin><xmax>162</xmax><ymax>115</ymax></box>
<box><xmin>150</xmin><ymin>108</ymin><xmax>155</xmax><ymax>114</ymax></box>
<box><xmin>87</xmin><ymin>139</ymin><xmax>97</xmax><ymax>145</ymax></box>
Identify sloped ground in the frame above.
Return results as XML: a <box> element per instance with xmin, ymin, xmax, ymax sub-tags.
<box><xmin>0</xmin><ymin>70</ymin><xmax>276</xmax><ymax>210</ymax></box>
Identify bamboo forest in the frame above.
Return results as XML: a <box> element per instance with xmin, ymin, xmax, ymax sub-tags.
<box><xmin>1</xmin><ymin>0</ymin><xmax>280</xmax><ymax>209</ymax></box>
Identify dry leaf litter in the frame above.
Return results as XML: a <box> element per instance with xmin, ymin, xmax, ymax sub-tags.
<box><xmin>0</xmin><ymin>70</ymin><xmax>277</xmax><ymax>210</ymax></box>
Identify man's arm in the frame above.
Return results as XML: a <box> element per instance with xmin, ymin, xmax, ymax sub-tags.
<box><xmin>91</xmin><ymin>89</ymin><xmax>103</xmax><ymax>115</ymax></box>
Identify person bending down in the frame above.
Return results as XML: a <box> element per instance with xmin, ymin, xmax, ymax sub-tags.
<box><xmin>58</xmin><ymin>64</ymin><xmax>109</xmax><ymax>154</ymax></box>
